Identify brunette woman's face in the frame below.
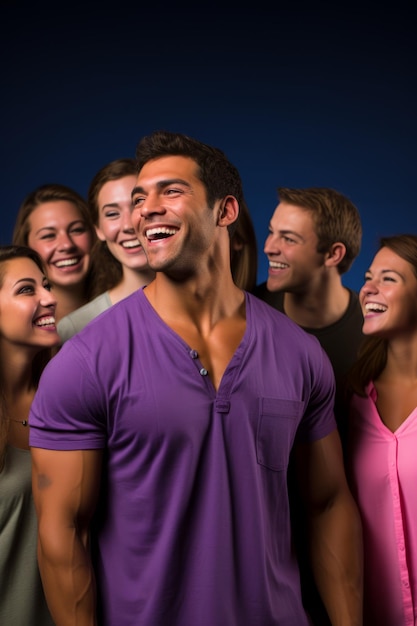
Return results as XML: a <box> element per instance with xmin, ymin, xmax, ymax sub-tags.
<box><xmin>0</xmin><ymin>256</ymin><xmax>59</xmax><ymax>351</ymax></box>
<box><xmin>95</xmin><ymin>175</ymin><xmax>149</xmax><ymax>271</ymax></box>
<box><xmin>27</xmin><ymin>201</ymin><xmax>93</xmax><ymax>288</ymax></box>
<box><xmin>360</xmin><ymin>246</ymin><xmax>417</xmax><ymax>338</ymax></box>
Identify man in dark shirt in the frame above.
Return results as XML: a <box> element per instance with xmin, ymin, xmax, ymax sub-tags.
<box><xmin>254</xmin><ymin>186</ymin><xmax>364</xmax><ymax>625</ymax></box>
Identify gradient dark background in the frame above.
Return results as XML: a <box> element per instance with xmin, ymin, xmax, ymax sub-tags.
<box><xmin>2</xmin><ymin>5</ymin><xmax>415</xmax><ymax>291</ymax></box>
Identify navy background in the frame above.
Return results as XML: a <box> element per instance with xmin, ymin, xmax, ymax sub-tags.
<box><xmin>2</xmin><ymin>5</ymin><xmax>415</xmax><ymax>291</ymax></box>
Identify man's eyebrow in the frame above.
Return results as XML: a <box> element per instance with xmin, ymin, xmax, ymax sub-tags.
<box><xmin>279</xmin><ymin>229</ymin><xmax>303</xmax><ymax>239</ymax></box>
<box><xmin>268</xmin><ymin>225</ymin><xmax>304</xmax><ymax>240</ymax></box>
<box><xmin>131</xmin><ymin>178</ymin><xmax>192</xmax><ymax>199</ymax></box>
<box><xmin>131</xmin><ymin>185</ymin><xmax>144</xmax><ymax>199</ymax></box>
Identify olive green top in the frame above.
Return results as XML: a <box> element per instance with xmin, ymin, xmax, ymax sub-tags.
<box><xmin>0</xmin><ymin>445</ymin><xmax>54</xmax><ymax>625</ymax></box>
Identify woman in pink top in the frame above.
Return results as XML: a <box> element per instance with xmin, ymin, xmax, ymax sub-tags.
<box><xmin>347</xmin><ymin>234</ymin><xmax>417</xmax><ymax>626</ymax></box>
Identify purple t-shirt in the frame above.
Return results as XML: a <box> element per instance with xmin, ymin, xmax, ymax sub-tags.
<box><xmin>30</xmin><ymin>289</ymin><xmax>336</xmax><ymax>626</ymax></box>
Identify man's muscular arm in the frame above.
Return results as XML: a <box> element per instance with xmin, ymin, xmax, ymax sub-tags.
<box><xmin>32</xmin><ymin>448</ymin><xmax>103</xmax><ymax>626</ymax></box>
<box><xmin>295</xmin><ymin>431</ymin><xmax>363</xmax><ymax>626</ymax></box>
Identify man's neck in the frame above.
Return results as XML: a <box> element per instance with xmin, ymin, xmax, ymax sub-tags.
<box><xmin>283</xmin><ymin>280</ymin><xmax>350</xmax><ymax>329</ymax></box>
<box><xmin>144</xmin><ymin>270</ymin><xmax>244</xmax><ymax>333</ymax></box>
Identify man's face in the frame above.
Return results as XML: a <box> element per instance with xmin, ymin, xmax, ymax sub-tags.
<box><xmin>131</xmin><ymin>155</ymin><xmax>220</xmax><ymax>278</ymax></box>
<box><xmin>264</xmin><ymin>202</ymin><xmax>325</xmax><ymax>293</ymax></box>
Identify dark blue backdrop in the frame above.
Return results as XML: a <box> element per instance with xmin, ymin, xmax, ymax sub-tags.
<box><xmin>2</xmin><ymin>6</ymin><xmax>416</xmax><ymax>291</ymax></box>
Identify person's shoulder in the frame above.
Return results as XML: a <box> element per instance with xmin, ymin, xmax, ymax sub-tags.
<box><xmin>54</xmin><ymin>291</ymin><xmax>144</xmax><ymax>369</ymax></box>
<box><xmin>344</xmin><ymin>288</ymin><xmax>364</xmax><ymax>323</ymax></box>
<box><xmin>251</xmin><ymin>282</ymin><xmax>285</xmax><ymax>310</ymax></box>
<box><xmin>246</xmin><ymin>294</ymin><xmax>331</xmax><ymax>378</ymax></box>
<box><xmin>58</xmin><ymin>292</ymin><xmax>112</xmax><ymax>341</ymax></box>
<box><xmin>247</xmin><ymin>292</ymin><xmax>316</xmax><ymax>339</ymax></box>
<box><xmin>72</xmin><ymin>288</ymin><xmax>144</xmax><ymax>339</ymax></box>
<box><xmin>347</xmin><ymin>288</ymin><xmax>361</xmax><ymax>308</ymax></box>
<box><xmin>252</xmin><ymin>281</ymin><xmax>268</xmax><ymax>297</ymax></box>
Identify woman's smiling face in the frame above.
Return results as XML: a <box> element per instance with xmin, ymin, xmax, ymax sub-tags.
<box><xmin>0</xmin><ymin>256</ymin><xmax>60</xmax><ymax>351</ymax></box>
<box><xmin>27</xmin><ymin>200</ymin><xmax>93</xmax><ymax>288</ymax></box>
<box><xmin>360</xmin><ymin>246</ymin><xmax>417</xmax><ymax>338</ymax></box>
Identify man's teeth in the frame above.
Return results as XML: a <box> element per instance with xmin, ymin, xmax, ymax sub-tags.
<box><xmin>365</xmin><ymin>303</ymin><xmax>388</xmax><ymax>312</ymax></box>
<box><xmin>55</xmin><ymin>258</ymin><xmax>79</xmax><ymax>267</ymax></box>
<box><xmin>146</xmin><ymin>227</ymin><xmax>177</xmax><ymax>240</ymax></box>
<box><xmin>269</xmin><ymin>261</ymin><xmax>289</xmax><ymax>269</ymax></box>
<box><xmin>122</xmin><ymin>240</ymin><xmax>141</xmax><ymax>248</ymax></box>
<box><xmin>35</xmin><ymin>317</ymin><xmax>56</xmax><ymax>327</ymax></box>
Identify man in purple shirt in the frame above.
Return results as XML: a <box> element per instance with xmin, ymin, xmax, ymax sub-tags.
<box><xmin>30</xmin><ymin>131</ymin><xmax>363</xmax><ymax>626</ymax></box>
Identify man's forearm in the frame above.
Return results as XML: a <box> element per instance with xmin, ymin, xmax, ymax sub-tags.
<box><xmin>309</xmin><ymin>496</ymin><xmax>363</xmax><ymax>626</ymax></box>
<box><xmin>38</xmin><ymin>531</ymin><xmax>97</xmax><ymax>626</ymax></box>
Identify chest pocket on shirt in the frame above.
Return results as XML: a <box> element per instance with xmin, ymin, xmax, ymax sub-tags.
<box><xmin>257</xmin><ymin>397</ymin><xmax>304</xmax><ymax>471</ymax></box>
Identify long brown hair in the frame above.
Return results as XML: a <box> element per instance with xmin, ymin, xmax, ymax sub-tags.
<box><xmin>87</xmin><ymin>158</ymin><xmax>138</xmax><ymax>297</ymax></box>
<box><xmin>347</xmin><ymin>234</ymin><xmax>417</xmax><ymax>397</ymax></box>
<box><xmin>230</xmin><ymin>198</ymin><xmax>258</xmax><ymax>291</ymax></box>
<box><xmin>0</xmin><ymin>245</ymin><xmax>54</xmax><ymax>470</ymax></box>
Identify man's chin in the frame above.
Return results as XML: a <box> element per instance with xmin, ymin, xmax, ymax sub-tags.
<box><xmin>266</xmin><ymin>277</ymin><xmax>284</xmax><ymax>292</ymax></box>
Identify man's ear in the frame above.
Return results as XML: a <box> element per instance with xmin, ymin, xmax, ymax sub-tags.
<box><xmin>324</xmin><ymin>242</ymin><xmax>347</xmax><ymax>268</ymax></box>
<box><xmin>217</xmin><ymin>196</ymin><xmax>239</xmax><ymax>228</ymax></box>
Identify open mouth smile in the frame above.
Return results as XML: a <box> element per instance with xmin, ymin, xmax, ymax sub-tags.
<box><xmin>363</xmin><ymin>302</ymin><xmax>388</xmax><ymax>315</ymax></box>
<box><xmin>269</xmin><ymin>261</ymin><xmax>289</xmax><ymax>269</ymax></box>
<box><xmin>34</xmin><ymin>315</ymin><xmax>56</xmax><ymax>328</ymax></box>
<box><xmin>53</xmin><ymin>257</ymin><xmax>82</xmax><ymax>268</ymax></box>
<box><xmin>121</xmin><ymin>240</ymin><xmax>141</xmax><ymax>249</ymax></box>
<box><xmin>145</xmin><ymin>227</ymin><xmax>178</xmax><ymax>241</ymax></box>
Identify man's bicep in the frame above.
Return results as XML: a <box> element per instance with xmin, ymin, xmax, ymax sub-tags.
<box><xmin>294</xmin><ymin>429</ymin><xmax>347</xmax><ymax>508</ymax></box>
<box><xmin>31</xmin><ymin>448</ymin><xmax>103</xmax><ymax>525</ymax></box>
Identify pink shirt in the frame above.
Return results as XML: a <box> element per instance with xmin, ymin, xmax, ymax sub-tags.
<box><xmin>349</xmin><ymin>382</ymin><xmax>417</xmax><ymax>626</ymax></box>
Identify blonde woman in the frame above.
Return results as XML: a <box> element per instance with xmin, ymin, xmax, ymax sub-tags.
<box><xmin>13</xmin><ymin>183</ymin><xmax>96</xmax><ymax>323</ymax></box>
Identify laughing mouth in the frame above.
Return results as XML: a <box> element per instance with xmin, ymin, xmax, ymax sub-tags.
<box><xmin>34</xmin><ymin>316</ymin><xmax>56</xmax><ymax>327</ymax></box>
<box><xmin>364</xmin><ymin>302</ymin><xmax>388</xmax><ymax>313</ymax></box>
<box><xmin>269</xmin><ymin>261</ymin><xmax>289</xmax><ymax>269</ymax></box>
<box><xmin>145</xmin><ymin>227</ymin><xmax>178</xmax><ymax>241</ymax></box>
<box><xmin>121</xmin><ymin>240</ymin><xmax>141</xmax><ymax>249</ymax></box>
<box><xmin>54</xmin><ymin>258</ymin><xmax>81</xmax><ymax>268</ymax></box>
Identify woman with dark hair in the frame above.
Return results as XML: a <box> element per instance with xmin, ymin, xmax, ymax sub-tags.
<box><xmin>230</xmin><ymin>198</ymin><xmax>258</xmax><ymax>292</ymax></box>
<box><xmin>347</xmin><ymin>234</ymin><xmax>417</xmax><ymax>626</ymax></box>
<box><xmin>13</xmin><ymin>183</ymin><xmax>96</xmax><ymax>323</ymax></box>
<box><xmin>0</xmin><ymin>245</ymin><xmax>60</xmax><ymax>624</ymax></box>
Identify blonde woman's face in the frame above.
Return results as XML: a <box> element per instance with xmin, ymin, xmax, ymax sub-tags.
<box><xmin>27</xmin><ymin>201</ymin><xmax>93</xmax><ymax>288</ymax></box>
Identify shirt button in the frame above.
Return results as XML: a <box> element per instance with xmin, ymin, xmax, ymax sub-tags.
<box><xmin>200</xmin><ymin>368</ymin><xmax>208</xmax><ymax>376</ymax></box>
<box><xmin>190</xmin><ymin>349</ymin><xmax>198</xmax><ymax>359</ymax></box>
